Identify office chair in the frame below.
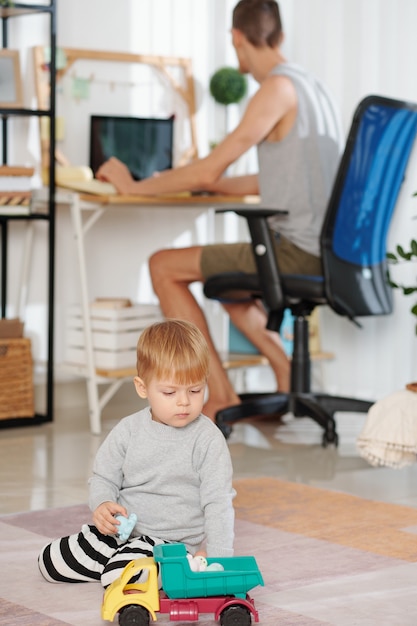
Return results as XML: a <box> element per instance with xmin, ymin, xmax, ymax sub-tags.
<box><xmin>204</xmin><ymin>95</ymin><xmax>417</xmax><ymax>446</ymax></box>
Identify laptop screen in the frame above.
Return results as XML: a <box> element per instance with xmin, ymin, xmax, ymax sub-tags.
<box><xmin>89</xmin><ymin>114</ymin><xmax>174</xmax><ymax>181</ymax></box>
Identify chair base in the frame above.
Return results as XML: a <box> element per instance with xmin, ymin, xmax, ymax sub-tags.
<box><xmin>215</xmin><ymin>392</ymin><xmax>373</xmax><ymax>446</ymax></box>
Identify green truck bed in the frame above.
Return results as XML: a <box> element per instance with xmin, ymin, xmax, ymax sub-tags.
<box><xmin>153</xmin><ymin>543</ymin><xmax>264</xmax><ymax>600</ymax></box>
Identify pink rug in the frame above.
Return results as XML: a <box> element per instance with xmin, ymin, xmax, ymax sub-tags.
<box><xmin>1</xmin><ymin>478</ymin><xmax>417</xmax><ymax>625</ymax></box>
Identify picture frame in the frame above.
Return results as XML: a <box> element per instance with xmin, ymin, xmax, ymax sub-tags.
<box><xmin>0</xmin><ymin>49</ymin><xmax>23</xmax><ymax>108</ymax></box>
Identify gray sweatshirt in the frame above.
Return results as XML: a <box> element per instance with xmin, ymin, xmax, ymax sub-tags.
<box><xmin>89</xmin><ymin>407</ymin><xmax>235</xmax><ymax>556</ymax></box>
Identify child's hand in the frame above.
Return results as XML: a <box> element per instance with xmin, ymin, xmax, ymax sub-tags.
<box><xmin>194</xmin><ymin>549</ymin><xmax>207</xmax><ymax>559</ymax></box>
<box><xmin>93</xmin><ymin>501</ymin><xmax>127</xmax><ymax>535</ymax></box>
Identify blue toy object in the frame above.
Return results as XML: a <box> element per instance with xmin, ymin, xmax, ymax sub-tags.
<box><xmin>115</xmin><ymin>513</ymin><xmax>137</xmax><ymax>541</ymax></box>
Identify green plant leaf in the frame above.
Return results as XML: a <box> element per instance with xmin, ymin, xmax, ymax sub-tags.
<box><xmin>386</xmin><ymin>252</ymin><xmax>398</xmax><ymax>262</ymax></box>
<box><xmin>397</xmin><ymin>245</ymin><xmax>413</xmax><ymax>260</ymax></box>
<box><xmin>411</xmin><ymin>239</ymin><xmax>417</xmax><ymax>256</ymax></box>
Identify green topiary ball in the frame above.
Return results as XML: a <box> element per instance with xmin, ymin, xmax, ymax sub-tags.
<box><xmin>209</xmin><ymin>67</ymin><xmax>247</xmax><ymax>106</ymax></box>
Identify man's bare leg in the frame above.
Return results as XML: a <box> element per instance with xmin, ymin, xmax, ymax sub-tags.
<box><xmin>149</xmin><ymin>247</ymin><xmax>290</xmax><ymax>419</ymax></box>
<box><xmin>149</xmin><ymin>246</ymin><xmax>241</xmax><ymax>419</ymax></box>
<box><xmin>223</xmin><ymin>300</ymin><xmax>290</xmax><ymax>392</ymax></box>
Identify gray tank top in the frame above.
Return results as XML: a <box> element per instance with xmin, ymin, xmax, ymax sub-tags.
<box><xmin>257</xmin><ymin>63</ymin><xmax>343</xmax><ymax>257</ymax></box>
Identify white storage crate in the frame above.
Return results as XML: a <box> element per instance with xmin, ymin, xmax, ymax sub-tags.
<box><xmin>66</xmin><ymin>303</ymin><xmax>163</xmax><ymax>369</ymax></box>
<box><xmin>67</xmin><ymin>328</ymin><xmax>140</xmax><ymax>351</ymax></box>
<box><xmin>66</xmin><ymin>346</ymin><xmax>138</xmax><ymax>369</ymax></box>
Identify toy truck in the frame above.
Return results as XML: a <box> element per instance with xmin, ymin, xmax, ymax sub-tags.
<box><xmin>102</xmin><ymin>542</ymin><xmax>264</xmax><ymax>625</ymax></box>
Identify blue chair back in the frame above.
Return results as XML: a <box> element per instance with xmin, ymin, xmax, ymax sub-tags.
<box><xmin>321</xmin><ymin>95</ymin><xmax>417</xmax><ymax>317</ymax></box>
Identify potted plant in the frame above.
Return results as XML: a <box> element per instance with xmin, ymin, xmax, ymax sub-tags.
<box><xmin>387</xmin><ymin>191</ymin><xmax>417</xmax><ymax>334</ymax></box>
<box><xmin>209</xmin><ymin>66</ymin><xmax>247</xmax><ymax>106</ymax></box>
<box><xmin>209</xmin><ymin>67</ymin><xmax>247</xmax><ymax>147</ymax></box>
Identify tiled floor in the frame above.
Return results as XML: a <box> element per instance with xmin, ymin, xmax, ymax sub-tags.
<box><xmin>1</xmin><ymin>384</ymin><xmax>417</xmax><ymax>516</ymax></box>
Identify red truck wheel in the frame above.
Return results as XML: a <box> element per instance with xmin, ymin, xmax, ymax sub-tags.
<box><xmin>118</xmin><ymin>604</ymin><xmax>150</xmax><ymax>626</ymax></box>
<box><xmin>220</xmin><ymin>604</ymin><xmax>252</xmax><ymax>626</ymax></box>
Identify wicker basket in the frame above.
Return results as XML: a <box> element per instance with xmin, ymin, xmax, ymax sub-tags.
<box><xmin>0</xmin><ymin>338</ymin><xmax>34</xmax><ymax>419</ymax></box>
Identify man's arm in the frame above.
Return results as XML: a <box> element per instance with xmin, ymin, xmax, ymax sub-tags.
<box><xmin>204</xmin><ymin>174</ymin><xmax>259</xmax><ymax>196</ymax></box>
<box><xmin>97</xmin><ymin>74</ymin><xmax>297</xmax><ymax>196</ymax></box>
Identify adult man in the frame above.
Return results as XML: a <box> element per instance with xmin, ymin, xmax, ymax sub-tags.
<box><xmin>97</xmin><ymin>0</ymin><xmax>343</xmax><ymax>420</ymax></box>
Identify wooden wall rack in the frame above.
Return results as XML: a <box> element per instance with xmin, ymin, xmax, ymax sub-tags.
<box><xmin>33</xmin><ymin>46</ymin><xmax>199</xmax><ymax>171</ymax></box>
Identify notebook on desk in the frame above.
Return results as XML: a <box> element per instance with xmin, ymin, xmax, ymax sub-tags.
<box><xmin>55</xmin><ymin>166</ymin><xmax>117</xmax><ymax>195</ymax></box>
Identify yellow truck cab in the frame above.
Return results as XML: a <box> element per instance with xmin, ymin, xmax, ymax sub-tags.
<box><xmin>102</xmin><ymin>557</ymin><xmax>159</xmax><ymax>623</ymax></box>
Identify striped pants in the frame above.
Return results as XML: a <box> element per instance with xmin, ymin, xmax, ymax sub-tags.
<box><xmin>38</xmin><ymin>524</ymin><xmax>168</xmax><ymax>588</ymax></box>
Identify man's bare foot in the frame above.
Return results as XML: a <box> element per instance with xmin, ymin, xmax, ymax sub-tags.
<box><xmin>203</xmin><ymin>396</ymin><xmax>241</xmax><ymax>422</ymax></box>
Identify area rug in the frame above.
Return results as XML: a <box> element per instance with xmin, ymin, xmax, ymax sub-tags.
<box><xmin>1</xmin><ymin>477</ymin><xmax>417</xmax><ymax>625</ymax></box>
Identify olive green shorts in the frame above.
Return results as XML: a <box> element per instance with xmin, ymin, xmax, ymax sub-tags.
<box><xmin>200</xmin><ymin>233</ymin><xmax>322</xmax><ymax>279</ymax></box>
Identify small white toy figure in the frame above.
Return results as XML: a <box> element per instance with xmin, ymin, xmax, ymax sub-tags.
<box><xmin>187</xmin><ymin>554</ymin><xmax>224</xmax><ymax>572</ymax></box>
<box><xmin>187</xmin><ymin>554</ymin><xmax>208</xmax><ymax>572</ymax></box>
<box><xmin>115</xmin><ymin>513</ymin><xmax>137</xmax><ymax>541</ymax></box>
<box><xmin>206</xmin><ymin>562</ymin><xmax>225</xmax><ymax>572</ymax></box>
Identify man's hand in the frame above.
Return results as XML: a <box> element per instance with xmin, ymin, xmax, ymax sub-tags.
<box><xmin>92</xmin><ymin>501</ymin><xmax>127</xmax><ymax>535</ymax></box>
<box><xmin>96</xmin><ymin>157</ymin><xmax>135</xmax><ymax>195</ymax></box>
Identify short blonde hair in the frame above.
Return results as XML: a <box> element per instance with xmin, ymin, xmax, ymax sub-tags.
<box><xmin>136</xmin><ymin>319</ymin><xmax>209</xmax><ymax>385</ymax></box>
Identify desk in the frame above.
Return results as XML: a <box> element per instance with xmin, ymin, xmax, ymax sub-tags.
<box><xmin>63</xmin><ymin>191</ymin><xmax>260</xmax><ymax>434</ymax></box>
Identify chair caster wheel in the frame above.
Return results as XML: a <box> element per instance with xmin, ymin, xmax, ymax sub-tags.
<box><xmin>322</xmin><ymin>431</ymin><xmax>339</xmax><ymax>447</ymax></box>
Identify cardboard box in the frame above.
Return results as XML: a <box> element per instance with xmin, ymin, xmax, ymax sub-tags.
<box><xmin>0</xmin><ymin>318</ymin><xmax>24</xmax><ymax>339</ymax></box>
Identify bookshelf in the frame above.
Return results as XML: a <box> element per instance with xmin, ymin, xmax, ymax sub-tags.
<box><xmin>0</xmin><ymin>1</ymin><xmax>56</xmax><ymax>427</ymax></box>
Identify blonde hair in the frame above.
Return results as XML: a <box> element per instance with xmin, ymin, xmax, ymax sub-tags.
<box><xmin>136</xmin><ymin>319</ymin><xmax>209</xmax><ymax>385</ymax></box>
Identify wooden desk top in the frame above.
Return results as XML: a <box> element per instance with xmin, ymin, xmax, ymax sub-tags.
<box><xmin>76</xmin><ymin>191</ymin><xmax>261</xmax><ymax>207</ymax></box>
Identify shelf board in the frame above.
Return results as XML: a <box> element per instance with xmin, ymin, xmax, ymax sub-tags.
<box><xmin>0</xmin><ymin>107</ymin><xmax>52</xmax><ymax>116</ymax></box>
<box><xmin>0</xmin><ymin>4</ymin><xmax>53</xmax><ymax>18</ymax></box>
<box><xmin>0</xmin><ymin>413</ymin><xmax>51</xmax><ymax>429</ymax></box>
<box><xmin>63</xmin><ymin>351</ymin><xmax>336</xmax><ymax>382</ymax></box>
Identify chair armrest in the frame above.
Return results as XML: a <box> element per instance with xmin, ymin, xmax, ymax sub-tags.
<box><xmin>216</xmin><ymin>207</ymin><xmax>287</xmax><ymax>313</ymax></box>
<box><xmin>215</xmin><ymin>207</ymin><xmax>288</xmax><ymax>218</ymax></box>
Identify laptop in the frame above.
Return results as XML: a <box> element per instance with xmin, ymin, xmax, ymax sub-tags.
<box><xmin>56</xmin><ymin>114</ymin><xmax>175</xmax><ymax>196</ymax></box>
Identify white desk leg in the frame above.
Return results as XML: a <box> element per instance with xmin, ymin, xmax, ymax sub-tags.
<box><xmin>70</xmin><ymin>194</ymin><xmax>102</xmax><ymax>435</ymax></box>
<box><xmin>16</xmin><ymin>221</ymin><xmax>35</xmax><ymax>318</ymax></box>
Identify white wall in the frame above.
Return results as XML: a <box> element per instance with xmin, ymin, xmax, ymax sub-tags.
<box><xmin>5</xmin><ymin>0</ymin><xmax>417</xmax><ymax>401</ymax></box>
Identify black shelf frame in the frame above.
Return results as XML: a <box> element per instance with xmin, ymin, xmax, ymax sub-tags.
<box><xmin>0</xmin><ymin>0</ymin><xmax>56</xmax><ymax>428</ymax></box>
